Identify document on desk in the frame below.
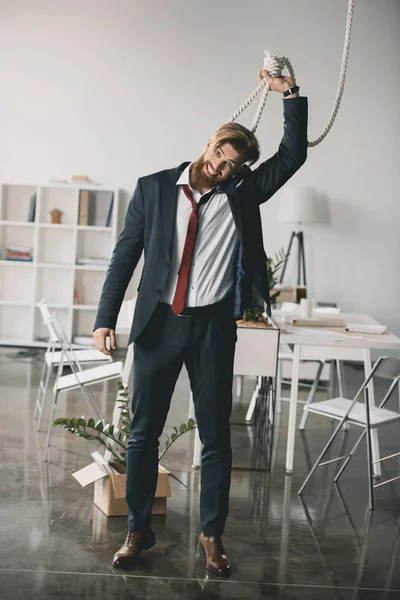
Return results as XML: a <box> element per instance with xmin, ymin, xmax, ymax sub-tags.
<box><xmin>282</xmin><ymin>325</ymin><xmax>364</xmax><ymax>341</ymax></box>
<box><xmin>283</xmin><ymin>316</ymin><xmax>345</xmax><ymax>327</ymax></box>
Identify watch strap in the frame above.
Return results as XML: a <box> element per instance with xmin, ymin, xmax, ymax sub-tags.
<box><xmin>283</xmin><ymin>85</ymin><xmax>300</xmax><ymax>97</ymax></box>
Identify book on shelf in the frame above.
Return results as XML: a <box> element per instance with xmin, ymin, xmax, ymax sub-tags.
<box><xmin>79</xmin><ymin>190</ymin><xmax>90</xmax><ymax>225</ymax></box>
<box><xmin>27</xmin><ymin>193</ymin><xmax>36</xmax><ymax>222</ymax></box>
<box><xmin>105</xmin><ymin>193</ymin><xmax>114</xmax><ymax>227</ymax></box>
<box><xmin>77</xmin><ymin>191</ymin><xmax>114</xmax><ymax>226</ymax></box>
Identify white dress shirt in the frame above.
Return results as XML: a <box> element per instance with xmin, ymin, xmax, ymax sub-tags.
<box><xmin>161</xmin><ymin>165</ymin><xmax>239</xmax><ymax>307</ymax></box>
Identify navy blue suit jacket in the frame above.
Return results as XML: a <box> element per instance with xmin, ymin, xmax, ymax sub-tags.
<box><xmin>94</xmin><ymin>97</ymin><xmax>308</xmax><ymax>344</ymax></box>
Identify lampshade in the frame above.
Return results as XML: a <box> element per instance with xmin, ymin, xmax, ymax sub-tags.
<box><xmin>277</xmin><ymin>187</ymin><xmax>320</xmax><ymax>224</ymax></box>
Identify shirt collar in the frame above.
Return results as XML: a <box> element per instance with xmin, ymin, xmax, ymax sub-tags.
<box><xmin>176</xmin><ymin>164</ymin><xmax>191</xmax><ymax>187</ymax></box>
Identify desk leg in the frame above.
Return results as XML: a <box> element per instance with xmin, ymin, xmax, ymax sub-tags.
<box><xmin>363</xmin><ymin>349</ymin><xmax>381</xmax><ymax>478</ymax></box>
<box><xmin>285</xmin><ymin>344</ymin><xmax>301</xmax><ymax>474</ymax></box>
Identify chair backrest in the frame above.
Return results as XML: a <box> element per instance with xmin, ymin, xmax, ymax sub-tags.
<box><xmin>46</xmin><ymin>313</ymin><xmax>84</xmax><ymax>375</ymax></box>
<box><xmin>360</xmin><ymin>356</ymin><xmax>400</xmax><ymax>412</ymax></box>
<box><xmin>38</xmin><ymin>299</ymin><xmax>58</xmax><ymax>343</ymax></box>
<box><xmin>373</xmin><ymin>356</ymin><xmax>400</xmax><ymax>381</ymax></box>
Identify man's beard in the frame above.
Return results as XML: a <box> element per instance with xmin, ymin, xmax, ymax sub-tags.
<box><xmin>190</xmin><ymin>156</ymin><xmax>221</xmax><ymax>191</ymax></box>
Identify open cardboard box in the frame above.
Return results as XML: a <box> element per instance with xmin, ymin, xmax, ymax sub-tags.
<box><xmin>73</xmin><ymin>452</ymin><xmax>171</xmax><ymax>517</ymax></box>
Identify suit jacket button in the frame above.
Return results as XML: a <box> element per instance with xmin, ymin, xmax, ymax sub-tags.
<box><xmin>156</xmin><ymin>289</ymin><xmax>162</xmax><ymax>295</ymax></box>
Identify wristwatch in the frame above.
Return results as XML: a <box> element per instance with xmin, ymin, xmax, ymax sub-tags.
<box><xmin>283</xmin><ymin>85</ymin><xmax>300</xmax><ymax>97</ymax></box>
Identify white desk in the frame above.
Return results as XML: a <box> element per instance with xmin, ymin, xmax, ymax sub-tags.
<box><xmin>275</xmin><ymin>312</ymin><xmax>400</xmax><ymax>475</ymax></box>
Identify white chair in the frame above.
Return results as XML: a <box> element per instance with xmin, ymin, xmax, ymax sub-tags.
<box><xmin>43</xmin><ymin>314</ymin><xmax>123</xmax><ymax>462</ymax></box>
<box><xmin>33</xmin><ymin>299</ymin><xmax>112</xmax><ymax>432</ymax></box>
<box><xmin>298</xmin><ymin>356</ymin><xmax>400</xmax><ymax>510</ymax></box>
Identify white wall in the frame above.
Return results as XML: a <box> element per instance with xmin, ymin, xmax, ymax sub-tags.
<box><xmin>1</xmin><ymin>0</ymin><xmax>399</xmax><ymax>333</ymax></box>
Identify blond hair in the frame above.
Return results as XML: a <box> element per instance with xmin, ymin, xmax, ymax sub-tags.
<box><xmin>209</xmin><ymin>122</ymin><xmax>260</xmax><ymax>166</ymax></box>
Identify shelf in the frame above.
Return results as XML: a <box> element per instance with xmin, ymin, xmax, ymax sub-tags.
<box><xmin>0</xmin><ymin>300</ymin><xmax>32</xmax><ymax>307</ymax></box>
<box><xmin>77</xmin><ymin>225</ymin><xmax>112</xmax><ymax>232</ymax></box>
<box><xmin>73</xmin><ymin>304</ymin><xmax>98</xmax><ymax>310</ymax></box>
<box><xmin>0</xmin><ymin>182</ymin><xmax>119</xmax><ymax>347</ymax></box>
<box><xmin>0</xmin><ymin>260</ymin><xmax>34</xmax><ymax>268</ymax></box>
<box><xmin>75</xmin><ymin>264</ymin><xmax>108</xmax><ymax>271</ymax></box>
<box><xmin>41</xmin><ymin>183</ymin><xmax>114</xmax><ymax>191</ymax></box>
<box><xmin>0</xmin><ymin>220</ymin><xmax>35</xmax><ymax>227</ymax></box>
<box><xmin>36</xmin><ymin>262</ymin><xmax>73</xmax><ymax>269</ymax></box>
<box><xmin>35</xmin><ymin>302</ymin><xmax>70</xmax><ymax>309</ymax></box>
<box><xmin>38</xmin><ymin>223</ymin><xmax>75</xmax><ymax>230</ymax></box>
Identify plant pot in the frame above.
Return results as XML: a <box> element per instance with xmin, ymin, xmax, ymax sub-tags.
<box><xmin>50</xmin><ymin>210</ymin><xmax>63</xmax><ymax>224</ymax></box>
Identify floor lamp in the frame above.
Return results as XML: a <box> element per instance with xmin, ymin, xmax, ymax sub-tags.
<box><xmin>277</xmin><ymin>187</ymin><xmax>320</xmax><ymax>288</ymax></box>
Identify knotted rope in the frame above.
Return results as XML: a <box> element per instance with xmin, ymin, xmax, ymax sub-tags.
<box><xmin>228</xmin><ymin>0</ymin><xmax>355</xmax><ymax>147</ymax></box>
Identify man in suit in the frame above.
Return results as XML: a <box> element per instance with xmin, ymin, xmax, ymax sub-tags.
<box><xmin>93</xmin><ymin>68</ymin><xmax>308</xmax><ymax>575</ymax></box>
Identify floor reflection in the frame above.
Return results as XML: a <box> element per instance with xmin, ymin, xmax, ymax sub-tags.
<box><xmin>0</xmin><ymin>349</ymin><xmax>400</xmax><ymax>599</ymax></box>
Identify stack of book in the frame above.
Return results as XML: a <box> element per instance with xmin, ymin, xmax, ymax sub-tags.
<box><xmin>5</xmin><ymin>246</ymin><xmax>33</xmax><ymax>262</ymax></box>
<box><xmin>77</xmin><ymin>257</ymin><xmax>109</xmax><ymax>267</ymax></box>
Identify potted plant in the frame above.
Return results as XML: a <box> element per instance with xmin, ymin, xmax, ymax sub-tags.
<box><xmin>50</xmin><ymin>209</ymin><xmax>63</xmax><ymax>224</ymax></box>
<box><xmin>53</xmin><ymin>380</ymin><xmax>196</xmax><ymax>475</ymax></box>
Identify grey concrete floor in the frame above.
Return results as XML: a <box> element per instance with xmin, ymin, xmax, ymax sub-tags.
<box><xmin>0</xmin><ymin>347</ymin><xmax>400</xmax><ymax>599</ymax></box>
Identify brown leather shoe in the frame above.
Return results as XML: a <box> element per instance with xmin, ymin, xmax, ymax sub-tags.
<box><xmin>197</xmin><ymin>533</ymin><xmax>231</xmax><ymax>577</ymax></box>
<box><xmin>112</xmin><ymin>530</ymin><xmax>156</xmax><ymax>569</ymax></box>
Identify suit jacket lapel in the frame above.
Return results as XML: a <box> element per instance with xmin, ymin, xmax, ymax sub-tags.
<box><xmin>161</xmin><ymin>162</ymin><xmax>190</xmax><ymax>257</ymax></box>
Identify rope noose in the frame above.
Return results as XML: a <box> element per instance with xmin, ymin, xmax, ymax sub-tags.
<box><xmin>228</xmin><ymin>0</ymin><xmax>355</xmax><ymax>147</ymax></box>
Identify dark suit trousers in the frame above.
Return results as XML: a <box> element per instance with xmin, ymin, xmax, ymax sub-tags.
<box><xmin>126</xmin><ymin>297</ymin><xmax>237</xmax><ymax>537</ymax></box>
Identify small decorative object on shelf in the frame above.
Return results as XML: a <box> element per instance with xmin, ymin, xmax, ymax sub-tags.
<box><xmin>50</xmin><ymin>209</ymin><xmax>63</xmax><ymax>224</ymax></box>
<box><xmin>71</xmin><ymin>175</ymin><xmax>90</xmax><ymax>183</ymax></box>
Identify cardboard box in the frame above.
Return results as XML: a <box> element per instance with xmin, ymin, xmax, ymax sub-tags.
<box><xmin>271</xmin><ymin>286</ymin><xmax>296</xmax><ymax>304</ymax></box>
<box><xmin>73</xmin><ymin>452</ymin><xmax>171</xmax><ymax>517</ymax></box>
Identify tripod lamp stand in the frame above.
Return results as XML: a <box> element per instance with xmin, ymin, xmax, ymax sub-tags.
<box><xmin>277</xmin><ymin>187</ymin><xmax>320</xmax><ymax>287</ymax></box>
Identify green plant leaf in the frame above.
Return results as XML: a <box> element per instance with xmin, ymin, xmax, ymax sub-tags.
<box><xmin>171</xmin><ymin>433</ymin><xmax>177</xmax><ymax>441</ymax></box>
<box><xmin>179</xmin><ymin>423</ymin><xmax>187</xmax><ymax>433</ymax></box>
<box><xmin>95</xmin><ymin>420</ymin><xmax>104</xmax><ymax>432</ymax></box>
<box><xmin>87</xmin><ymin>418</ymin><xmax>95</xmax><ymax>428</ymax></box>
<box><xmin>187</xmin><ymin>418</ymin><xmax>195</xmax><ymax>429</ymax></box>
<box><xmin>77</xmin><ymin>418</ymin><xmax>86</xmax><ymax>427</ymax></box>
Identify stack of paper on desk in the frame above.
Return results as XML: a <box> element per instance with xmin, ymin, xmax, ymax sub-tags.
<box><xmin>283</xmin><ymin>316</ymin><xmax>346</xmax><ymax>327</ymax></box>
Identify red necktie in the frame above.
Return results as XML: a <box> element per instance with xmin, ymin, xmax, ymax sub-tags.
<box><xmin>171</xmin><ymin>184</ymin><xmax>211</xmax><ymax>315</ymax></box>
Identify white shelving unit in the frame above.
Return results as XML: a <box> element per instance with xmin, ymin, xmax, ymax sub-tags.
<box><xmin>0</xmin><ymin>182</ymin><xmax>119</xmax><ymax>347</ymax></box>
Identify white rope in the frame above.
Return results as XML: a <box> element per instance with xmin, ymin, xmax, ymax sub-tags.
<box><xmin>228</xmin><ymin>0</ymin><xmax>355</xmax><ymax>147</ymax></box>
